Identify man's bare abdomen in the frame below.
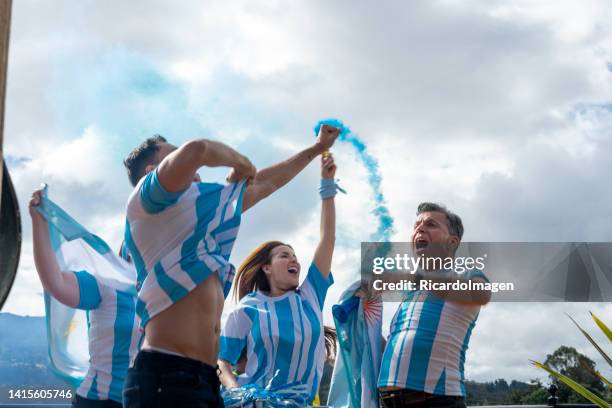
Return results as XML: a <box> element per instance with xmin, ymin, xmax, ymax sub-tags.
<box><xmin>142</xmin><ymin>273</ymin><xmax>225</xmax><ymax>365</ymax></box>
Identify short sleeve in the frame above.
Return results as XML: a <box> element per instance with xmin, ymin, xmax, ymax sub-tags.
<box><xmin>219</xmin><ymin>307</ymin><xmax>250</xmax><ymax>364</ymax></box>
<box><xmin>299</xmin><ymin>262</ymin><xmax>334</xmax><ymax>311</ymax></box>
<box><xmin>465</xmin><ymin>268</ymin><xmax>490</xmax><ymax>283</ymax></box>
<box><xmin>139</xmin><ymin>168</ymin><xmax>185</xmax><ymax>214</ymax></box>
<box><xmin>74</xmin><ymin>270</ymin><xmax>102</xmax><ymax>310</ymax></box>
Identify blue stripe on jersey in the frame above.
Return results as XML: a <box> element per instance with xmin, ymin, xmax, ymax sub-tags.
<box><xmin>179</xmin><ymin>184</ymin><xmax>224</xmax><ymax>285</ymax></box>
<box><xmin>219</xmin><ymin>336</ymin><xmax>246</xmax><ymax>365</ymax></box>
<box><xmin>459</xmin><ymin>317</ymin><xmax>477</xmax><ymax>395</ymax></box>
<box><xmin>216</xmin><ymin>182</ymin><xmax>238</xmax><ymax>231</ymax></box>
<box><xmin>244</xmin><ymin>306</ymin><xmax>269</xmax><ymax>384</ymax></box>
<box><xmin>305</xmin><ymin>263</ymin><xmax>333</xmax><ymax>309</ymax></box>
<box><xmin>300</xmin><ymin>301</ymin><xmax>320</xmax><ymax>386</ymax></box>
<box><xmin>378</xmin><ymin>328</ymin><xmax>398</xmax><ymax>383</ymax></box>
<box><xmin>294</xmin><ymin>299</ymin><xmax>306</xmax><ymax>383</ymax></box>
<box><xmin>273</xmin><ymin>298</ymin><xmax>295</xmax><ymax>387</ymax></box>
<box><xmin>199</xmin><ymin>182</ymin><xmax>238</xmax><ymax>276</ymax></box>
<box><xmin>379</xmin><ymin>291</ymin><xmax>417</xmax><ymax>386</ymax></box>
<box><xmin>120</xmin><ymin>242</ymin><xmax>130</xmax><ymax>261</ymax></box>
<box><xmin>234</xmin><ymin>182</ymin><xmax>245</xmax><ymax>218</ymax></box>
<box><xmin>124</xmin><ymin>220</ymin><xmax>147</xmax><ymax>291</ymax></box>
<box><xmin>75</xmin><ymin>271</ymin><xmax>102</xmax><ymax>310</ymax></box>
<box><xmin>434</xmin><ymin>369</ymin><xmax>446</xmax><ymax>395</ymax></box>
<box><xmin>154</xmin><ymin>262</ymin><xmax>189</xmax><ymax>302</ymax></box>
<box><xmin>109</xmin><ymin>290</ymin><xmax>136</xmax><ymax>402</ymax></box>
<box><xmin>263</xmin><ymin>302</ymin><xmax>276</xmax><ymax>385</ymax></box>
<box><xmin>140</xmin><ymin>169</ymin><xmax>184</xmax><ymax>214</ymax></box>
<box><xmin>392</xmin><ymin>298</ymin><xmax>419</xmax><ymax>384</ymax></box>
<box><xmin>406</xmin><ymin>295</ymin><xmax>444</xmax><ymax>388</ymax></box>
<box><xmin>87</xmin><ymin>374</ymin><xmax>99</xmax><ymax>399</ymax></box>
<box><xmin>136</xmin><ymin>298</ymin><xmax>150</xmax><ymax>326</ymax></box>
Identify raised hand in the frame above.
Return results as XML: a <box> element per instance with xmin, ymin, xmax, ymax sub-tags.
<box><xmin>28</xmin><ymin>188</ymin><xmax>45</xmax><ymax>220</ymax></box>
<box><xmin>316</xmin><ymin>124</ymin><xmax>341</xmax><ymax>152</ymax></box>
<box><xmin>321</xmin><ymin>154</ymin><xmax>337</xmax><ymax>180</ymax></box>
<box><xmin>226</xmin><ymin>156</ymin><xmax>257</xmax><ymax>183</ymax></box>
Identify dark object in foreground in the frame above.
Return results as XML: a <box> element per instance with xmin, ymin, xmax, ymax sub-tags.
<box><xmin>0</xmin><ymin>1</ymin><xmax>18</xmax><ymax>311</ymax></box>
<box><xmin>0</xmin><ymin>160</ymin><xmax>21</xmax><ymax>310</ymax></box>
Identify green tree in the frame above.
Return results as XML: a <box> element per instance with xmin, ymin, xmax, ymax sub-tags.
<box><xmin>544</xmin><ymin>346</ymin><xmax>606</xmax><ymax>403</ymax></box>
<box><xmin>511</xmin><ymin>379</ymin><xmax>547</xmax><ymax>404</ymax></box>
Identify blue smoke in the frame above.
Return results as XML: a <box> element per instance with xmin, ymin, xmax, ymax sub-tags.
<box><xmin>314</xmin><ymin>119</ymin><xmax>395</xmax><ymax>241</ymax></box>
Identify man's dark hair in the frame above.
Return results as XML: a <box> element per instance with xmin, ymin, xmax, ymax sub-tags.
<box><xmin>123</xmin><ymin>135</ymin><xmax>167</xmax><ymax>186</ymax></box>
<box><xmin>417</xmin><ymin>202</ymin><xmax>464</xmax><ymax>240</ymax></box>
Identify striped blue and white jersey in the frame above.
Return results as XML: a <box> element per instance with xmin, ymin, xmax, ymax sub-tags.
<box><xmin>378</xmin><ymin>269</ymin><xmax>488</xmax><ymax>396</ymax></box>
<box><xmin>220</xmin><ymin>263</ymin><xmax>333</xmax><ymax>401</ymax></box>
<box><xmin>124</xmin><ymin>169</ymin><xmax>247</xmax><ymax>327</ymax></box>
<box><xmin>73</xmin><ymin>271</ymin><xmax>141</xmax><ymax>403</ymax></box>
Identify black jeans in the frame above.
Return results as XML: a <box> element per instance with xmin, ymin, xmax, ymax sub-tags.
<box><xmin>72</xmin><ymin>394</ymin><xmax>122</xmax><ymax>408</ymax></box>
<box><xmin>123</xmin><ymin>350</ymin><xmax>224</xmax><ymax>408</ymax></box>
<box><xmin>379</xmin><ymin>388</ymin><xmax>466</xmax><ymax>408</ymax></box>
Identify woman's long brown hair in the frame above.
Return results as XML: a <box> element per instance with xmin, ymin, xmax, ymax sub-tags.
<box><xmin>233</xmin><ymin>240</ymin><xmax>288</xmax><ymax>301</ymax></box>
<box><xmin>234</xmin><ymin>241</ymin><xmax>338</xmax><ymax>362</ymax></box>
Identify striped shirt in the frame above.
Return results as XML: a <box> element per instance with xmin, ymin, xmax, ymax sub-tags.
<box><xmin>378</xmin><ymin>269</ymin><xmax>487</xmax><ymax>396</ymax></box>
<box><xmin>220</xmin><ymin>263</ymin><xmax>333</xmax><ymax>401</ymax></box>
<box><xmin>73</xmin><ymin>271</ymin><xmax>141</xmax><ymax>403</ymax></box>
<box><xmin>124</xmin><ymin>169</ymin><xmax>247</xmax><ymax>327</ymax></box>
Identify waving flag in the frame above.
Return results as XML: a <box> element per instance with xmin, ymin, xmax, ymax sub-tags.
<box><xmin>35</xmin><ymin>186</ymin><xmax>136</xmax><ymax>386</ymax></box>
<box><xmin>328</xmin><ymin>281</ymin><xmax>383</xmax><ymax>408</ymax></box>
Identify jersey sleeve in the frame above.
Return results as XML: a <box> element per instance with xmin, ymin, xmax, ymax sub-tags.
<box><xmin>139</xmin><ymin>168</ymin><xmax>185</xmax><ymax>214</ymax></box>
<box><xmin>299</xmin><ymin>262</ymin><xmax>334</xmax><ymax>311</ymax></box>
<box><xmin>73</xmin><ymin>270</ymin><xmax>102</xmax><ymax>310</ymax></box>
<box><xmin>219</xmin><ymin>306</ymin><xmax>250</xmax><ymax>365</ymax></box>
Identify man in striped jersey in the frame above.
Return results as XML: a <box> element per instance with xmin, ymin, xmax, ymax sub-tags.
<box><xmin>29</xmin><ymin>188</ymin><xmax>140</xmax><ymax>408</ymax></box>
<box><xmin>122</xmin><ymin>129</ymin><xmax>339</xmax><ymax>407</ymax></box>
<box><xmin>378</xmin><ymin>203</ymin><xmax>491</xmax><ymax>408</ymax></box>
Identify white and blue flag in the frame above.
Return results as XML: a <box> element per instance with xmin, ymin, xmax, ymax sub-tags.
<box><xmin>36</xmin><ymin>186</ymin><xmax>139</xmax><ymax>402</ymax></box>
<box><xmin>327</xmin><ymin>281</ymin><xmax>383</xmax><ymax>408</ymax></box>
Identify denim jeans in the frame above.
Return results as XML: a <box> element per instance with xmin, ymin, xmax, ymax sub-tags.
<box><xmin>123</xmin><ymin>350</ymin><xmax>223</xmax><ymax>408</ymax></box>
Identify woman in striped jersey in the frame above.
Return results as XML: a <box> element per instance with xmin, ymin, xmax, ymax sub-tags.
<box><xmin>218</xmin><ymin>154</ymin><xmax>339</xmax><ymax>404</ymax></box>
<box><xmin>29</xmin><ymin>188</ymin><xmax>141</xmax><ymax>408</ymax></box>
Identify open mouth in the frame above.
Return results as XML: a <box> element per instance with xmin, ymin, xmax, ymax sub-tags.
<box><xmin>415</xmin><ymin>239</ymin><xmax>429</xmax><ymax>250</ymax></box>
<box><xmin>288</xmin><ymin>267</ymin><xmax>299</xmax><ymax>275</ymax></box>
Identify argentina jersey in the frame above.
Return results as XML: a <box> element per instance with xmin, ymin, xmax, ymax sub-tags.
<box><xmin>378</xmin><ymin>269</ymin><xmax>488</xmax><ymax>396</ymax></box>
<box><xmin>124</xmin><ymin>168</ymin><xmax>247</xmax><ymax>327</ymax></box>
<box><xmin>219</xmin><ymin>263</ymin><xmax>333</xmax><ymax>401</ymax></box>
<box><xmin>74</xmin><ymin>271</ymin><xmax>141</xmax><ymax>403</ymax></box>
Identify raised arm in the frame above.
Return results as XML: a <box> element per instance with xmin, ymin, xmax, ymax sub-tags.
<box><xmin>157</xmin><ymin>139</ymin><xmax>257</xmax><ymax>193</ymax></box>
<box><xmin>29</xmin><ymin>189</ymin><xmax>79</xmax><ymax>308</ymax></box>
<box><xmin>313</xmin><ymin>155</ymin><xmax>337</xmax><ymax>279</ymax></box>
<box><xmin>240</xmin><ymin>124</ymin><xmax>340</xmax><ymax>212</ymax></box>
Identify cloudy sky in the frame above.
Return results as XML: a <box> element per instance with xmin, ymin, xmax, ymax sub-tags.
<box><xmin>2</xmin><ymin>0</ymin><xmax>611</xmax><ymax>383</ymax></box>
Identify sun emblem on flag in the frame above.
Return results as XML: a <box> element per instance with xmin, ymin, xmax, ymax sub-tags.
<box><xmin>363</xmin><ymin>294</ymin><xmax>382</xmax><ymax>325</ymax></box>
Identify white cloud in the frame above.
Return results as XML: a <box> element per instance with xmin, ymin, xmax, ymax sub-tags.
<box><xmin>465</xmin><ymin>302</ymin><xmax>612</xmax><ymax>382</ymax></box>
<box><xmin>4</xmin><ymin>0</ymin><xmax>612</xmax><ymax>385</ymax></box>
